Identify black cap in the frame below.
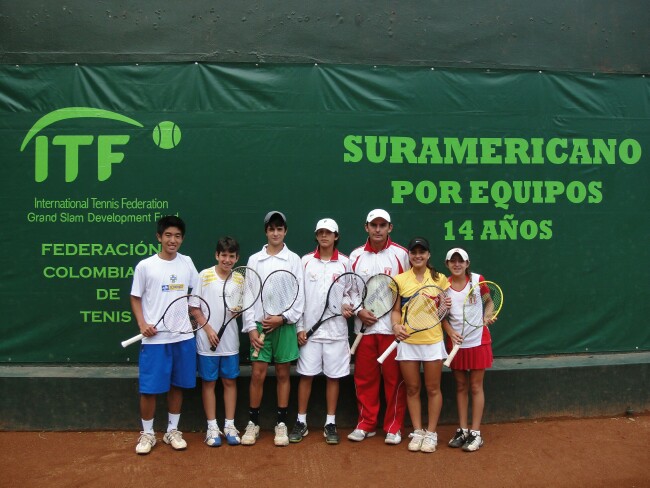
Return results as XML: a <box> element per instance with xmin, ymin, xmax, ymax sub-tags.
<box><xmin>263</xmin><ymin>210</ymin><xmax>287</xmax><ymax>226</ymax></box>
<box><xmin>408</xmin><ymin>237</ymin><xmax>430</xmax><ymax>251</ymax></box>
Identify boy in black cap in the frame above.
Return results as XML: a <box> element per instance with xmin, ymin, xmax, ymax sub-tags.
<box><xmin>240</xmin><ymin>211</ymin><xmax>305</xmax><ymax>446</ymax></box>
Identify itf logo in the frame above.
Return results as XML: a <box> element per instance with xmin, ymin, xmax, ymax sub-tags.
<box><xmin>20</xmin><ymin>107</ymin><xmax>181</xmax><ymax>182</ymax></box>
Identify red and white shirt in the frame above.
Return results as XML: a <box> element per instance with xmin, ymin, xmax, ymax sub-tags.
<box><xmin>297</xmin><ymin>248</ymin><xmax>351</xmax><ymax>341</ymax></box>
<box><xmin>349</xmin><ymin>237</ymin><xmax>410</xmax><ymax>335</ymax></box>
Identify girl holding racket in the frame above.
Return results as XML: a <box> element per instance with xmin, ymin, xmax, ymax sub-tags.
<box><xmin>443</xmin><ymin>248</ymin><xmax>494</xmax><ymax>452</ymax></box>
<box><xmin>391</xmin><ymin>237</ymin><xmax>450</xmax><ymax>453</ymax></box>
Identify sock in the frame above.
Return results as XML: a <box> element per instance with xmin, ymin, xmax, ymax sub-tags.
<box><xmin>325</xmin><ymin>415</ymin><xmax>336</xmax><ymax>426</ymax></box>
<box><xmin>460</xmin><ymin>427</ymin><xmax>469</xmax><ymax>434</ymax></box>
<box><xmin>225</xmin><ymin>419</ymin><xmax>235</xmax><ymax>428</ymax></box>
<box><xmin>207</xmin><ymin>419</ymin><xmax>217</xmax><ymax>429</ymax></box>
<box><xmin>249</xmin><ymin>407</ymin><xmax>260</xmax><ymax>426</ymax></box>
<box><xmin>470</xmin><ymin>429</ymin><xmax>481</xmax><ymax>436</ymax></box>
<box><xmin>141</xmin><ymin>418</ymin><xmax>154</xmax><ymax>434</ymax></box>
<box><xmin>167</xmin><ymin>413</ymin><xmax>180</xmax><ymax>432</ymax></box>
<box><xmin>297</xmin><ymin>413</ymin><xmax>307</xmax><ymax>424</ymax></box>
<box><xmin>277</xmin><ymin>407</ymin><xmax>288</xmax><ymax>425</ymax></box>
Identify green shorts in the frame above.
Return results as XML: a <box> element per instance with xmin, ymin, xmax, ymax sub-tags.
<box><xmin>252</xmin><ymin>322</ymin><xmax>300</xmax><ymax>364</ymax></box>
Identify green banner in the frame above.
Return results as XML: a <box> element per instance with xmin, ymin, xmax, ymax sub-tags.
<box><xmin>0</xmin><ymin>64</ymin><xmax>648</xmax><ymax>362</ymax></box>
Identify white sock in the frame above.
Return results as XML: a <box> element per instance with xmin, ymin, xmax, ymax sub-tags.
<box><xmin>167</xmin><ymin>413</ymin><xmax>180</xmax><ymax>432</ymax></box>
<box><xmin>470</xmin><ymin>429</ymin><xmax>480</xmax><ymax>436</ymax></box>
<box><xmin>297</xmin><ymin>413</ymin><xmax>307</xmax><ymax>424</ymax></box>
<box><xmin>325</xmin><ymin>415</ymin><xmax>336</xmax><ymax>426</ymax></box>
<box><xmin>225</xmin><ymin>419</ymin><xmax>235</xmax><ymax>428</ymax></box>
<box><xmin>207</xmin><ymin>419</ymin><xmax>217</xmax><ymax>429</ymax></box>
<box><xmin>141</xmin><ymin>418</ymin><xmax>154</xmax><ymax>434</ymax></box>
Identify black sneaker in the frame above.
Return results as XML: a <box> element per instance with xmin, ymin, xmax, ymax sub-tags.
<box><xmin>448</xmin><ymin>428</ymin><xmax>468</xmax><ymax>448</ymax></box>
<box><xmin>462</xmin><ymin>431</ymin><xmax>484</xmax><ymax>452</ymax></box>
<box><xmin>289</xmin><ymin>421</ymin><xmax>308</xmax><ymax>443</ymax></box>
<box><xmin>324</xmin><ymin>423</ymin><xmax>340</xmax><ymax>445</ymax></box>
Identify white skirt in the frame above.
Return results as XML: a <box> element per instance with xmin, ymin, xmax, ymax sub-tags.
<box><xmin>396</xmin><ymin>341</ymin><xmax>448</xmax><ymax>362</ymax></box>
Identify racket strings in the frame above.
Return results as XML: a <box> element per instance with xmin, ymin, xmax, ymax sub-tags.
<box><xmin>164</xmin><ymin>296</ymin><xmax>209</xmax><ymax>333</ymax></box>
<box><xmin>224</xmin><ymin>268</ymin><xmax>262</xmax><ymax>312</ymax></box>
<box><xmin>405</xmin><ymin>290</ymin><xmax>448</xmax><ymax>331</ymax></box>
<box><xmin>463</xmin><ymin>282</ymin><xmax>503</xmax><ymax>328</ymax></box>
<box><xmin>326</xmin><ymin>274</ymin><xmax>365</xmax><ymax>315</ymax></box>
<box><xmin>262</xmin><ymin>273</ymin><xmax>299</xmax><ymax>316</ymax></box>
<box><xmin>364</xmin><ymin>276</ymin><xmax>398</xmax><ymax>316</ymax></box>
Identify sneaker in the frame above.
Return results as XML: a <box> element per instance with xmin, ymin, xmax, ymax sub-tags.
<box><xmin>135</xmin><ymin>432</ymin><xmax>156</xmax><ymax>455</ymax></box>
<box><xmin>205</xmin><ymin>425</ymin><xmax>222</xmax><ymax>447</ymax></box>
<box><xmin>448</xmin><ymin>428</ymin><xmax>468</xmax><ymax>448</ymax></box>
<box><xmin>324</xmin><ymin>423</ymin><xmax>340</xmax><ymax>445</ymax></box>
<box><xmin>224</xmin><ymin>425</ymin><xmax>241</xmax><ymax>446</ymax></box>
<box><xmin>385</xmin><ymin>431</ymin><xmax>402</xmax><ymax>445</ymax></box>
<box><xmin>347</xmin><ymin>429</ymin><xmax>376</xmax><ymax>442</ymax></box>
<box><xmin>274</xmin><ymin>422</ymin><xmax>289</xmax><ymax>446</ymax></box>
<box><xmin>407</xmin><ymin>429</ymin><xmax>425</xmax><ymax>452</ymax></box>
<box><xmin>420</xmin><ymin>431</ymin><xmax>438</xmax><ymax>453</ymax></box>
<box><xmin>241</xmin><ymin>421</ymin><xmax>260</xmax><ymax>446</ymax></box>
<box><xmin>462</xmin><ymin>431</ymin><xmax>484</xmax><ymax>452</ymax></box>
<box><xmin>289</xmin><ymin>421</ymin><xmax>309</xmax><ymax>443</ymax></box>
<box><xmin>163</xmin><ymin>429</ymin><xmax>187</xmax><ymax>450</ymax></box>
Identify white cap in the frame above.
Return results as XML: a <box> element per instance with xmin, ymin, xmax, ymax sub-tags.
<box><xmin>446</xmin><ymin>247</ymin><xmax>470</xmax><ymax>261</ymax></box>
<box><xmin>366</xmin><ymin>209</ymin><xmax>391</xmax><ymax>223</ymax></box>
<box><xmin>315</xmin><ymin>218</ymin><xmax>338</xmax><ymax>233</ymax></box>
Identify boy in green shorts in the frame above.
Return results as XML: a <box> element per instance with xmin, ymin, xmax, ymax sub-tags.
<box><xmin>241</xmin><ymin>211</ymin><xmax>305</xmax><ymax>446</ymax></box>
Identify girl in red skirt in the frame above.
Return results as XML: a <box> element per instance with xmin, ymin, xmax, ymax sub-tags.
<box><xmin>442</xmin><ymin>248</ymin><xmax>494</xmax><ymax>452</ymax></box>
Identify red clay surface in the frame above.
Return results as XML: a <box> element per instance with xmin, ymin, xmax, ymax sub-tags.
<box><xmin>1</xmin><ymin>415</ymin><xmax>648</xmax><ymax>488</ymax></box>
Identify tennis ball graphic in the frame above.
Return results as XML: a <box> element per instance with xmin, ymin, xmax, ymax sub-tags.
<box><xmin>153</xmin><ymin>121</ymin><xmax>181</xmax><ymax>149</ymax></box>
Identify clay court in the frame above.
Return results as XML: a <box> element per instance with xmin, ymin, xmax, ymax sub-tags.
<box><xmin>2</xmin><ymin>414</ymin><xmax>647</xmax><ymax>488</ymax></box>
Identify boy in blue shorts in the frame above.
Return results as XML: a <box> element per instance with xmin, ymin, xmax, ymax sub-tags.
<box><xmin>195</xmin><ymin>236</ymin><xmax>243</xmax><ymax>447</ymax></box>
<box><xmin>241</xmin><ymin>211</ymin><xmax>305</xmax><ymax>446</ymax></box>
<box><xmin>130</xmin><ymin>215</ymin><xmax>199</xmax><ymax>455</ymax></box>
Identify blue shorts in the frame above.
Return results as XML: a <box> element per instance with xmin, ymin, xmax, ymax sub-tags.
<box><xmin>197</xmin><ymin>354</ymin><xmax>240</xmax><ymax>381</ymax></box>
<box><xmin>139</xmin><ymin>338</ymin><xmax>197</xmax><ymax>394</ymax></box>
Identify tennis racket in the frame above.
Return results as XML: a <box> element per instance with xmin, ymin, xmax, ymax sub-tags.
<box><xmin>377</xmin><ymin>285</ymin><xmax>449</xmax><ymax>364</ymax></box>
<box><xmin>121</xmin><ymin>294</ymin><xmax>210</xmax><ymax>348</ymax></box>
<box><xmin>252</xmin><ymin>269</ymin><xmax>300</xmax><ymax>358</ymax></box>
<box><xmin>210</xmin><ymin>266</ymin><xmax>262</xmax><ymax>351</ymax></box>
<box><xmin>444</xmin><ymin>280</ymin><xmax>503</xmax><ymax>367</ymax></box>
<box><xmin>305</xmin><ymin>272</ymin><xmax>366</xmax><ymax>340</ymax></box>
<box><xmin>349</xmin><ymin>273</ymin><xmax>399</xmax><ymax>355</ymax></box>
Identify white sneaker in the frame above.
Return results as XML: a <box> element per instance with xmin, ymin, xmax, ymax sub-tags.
<box><xmin>163</xmin><ymin>429</ymin><xmax>187</xmax><ymax>450</ymax></box>
<box><xmin>274</xmin><ymin>422</ymin><xmax>289</xmax><ymax>446</ymax></box>
<box><xmin>407</xmin><ymin>429</ymin><xmax>425</xmax><ymax>452</ymax></box>
<box><xmin>385</xmin><ymin>431</ymin><xmax>402</xmax><ymax>445</ymax></box>
<box><xmin>205</xmin><ymin>425</ymin><xmax>222</xmax><ymax>447</ymax></box>
<box><xmin>224</xmin><ymin>425</ymin><xmax>241</xmax><ymax>446</ymax></box>
<box><xmin>347</xmin><ymin>429</ymin><xmax>376</xmax><ymax>442</ymax></box>
<box><xmin>241</xmin><ymin>421</ymin><xmax>260</xmax><ymax>446</ymax></box>
<box><xmin>135</xmin><ymin>432</ymin><xmax>156</xmax><ymax>455</ymax></box>
<box><xmin>420</xmin><ymin>431</ymin><xmax>438</xmax><ymax>453</ymax></box>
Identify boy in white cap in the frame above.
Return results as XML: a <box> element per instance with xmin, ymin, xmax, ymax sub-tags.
<box><xmin>289</xmin><ymin>218</ymin><xmax>354</xmax><ymax>445</ymax></box>
<box><xmin>240</xmin><ymin>211</ymin><xmax>305</xmax><ymax>447</ymax></box>
<box><xmin>347</xmin><ymin>209</ymin><xmax>410</xmax><ymax>445</ymax></box>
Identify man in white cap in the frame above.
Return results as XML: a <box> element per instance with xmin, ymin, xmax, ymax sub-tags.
<box><xmin>347</xmin><ymin>209</ymin><xmax>410</xmax><ymax>445</ymax></box>
<box><xmin>289</xmin><ymin>218</ymin><xmax>354</xmax><ymax>445</ymax></box>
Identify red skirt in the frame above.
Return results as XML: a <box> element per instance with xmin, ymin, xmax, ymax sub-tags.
<box><xmin>445</xmin><ymin>342</ymin><xmax>493</xmax><ymax>370</ymax></box>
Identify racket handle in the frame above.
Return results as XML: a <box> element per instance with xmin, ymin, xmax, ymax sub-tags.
<box><xmin>377</xmin><ymin>340</ymin><xmax>399</xmax><ymax>364</ymax></box>
<box><xmin>444</xmin><ymin>343</ymin><xmax>461</xmax><ymax>367</ymax></box>
<box><xmin>252</xmin><ymin>331</ymin><xmax>266</xmax><ymax>358</ymax></box>
<box><xmin>349</xmin><ymin>332</ymin><xmax>363</xmax><ymax>355</ymax></box>
<box><xmin>121</xmin><ymin>333</ymin><xmax>144</xmax><ymax>348</ymax></box>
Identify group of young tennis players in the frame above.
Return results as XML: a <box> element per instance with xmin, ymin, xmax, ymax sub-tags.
<box><xmin>129</xmin><ymin>210</ymin><xmax>494</xmax><ymax>455</ymax></box>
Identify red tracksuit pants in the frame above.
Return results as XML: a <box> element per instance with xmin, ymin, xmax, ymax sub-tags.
<box><xmin>353</xmin><ymin>334</ymin><xmax>407</xmax><ymax>434</ymax></box>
